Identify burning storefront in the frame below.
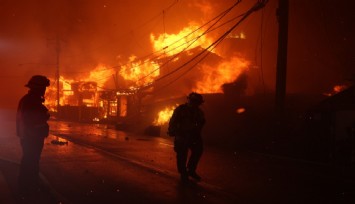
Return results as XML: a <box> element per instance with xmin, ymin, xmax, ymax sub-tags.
<box><xmin>44</xmin><ymin>65</ymin><xmax>119</xmax><ymax>122</ymax></box>
<box><xmin>57</xmin><ymin>81</ymin><xmax>100</xmax><ymax>122</ymax></box>
<box><xmin>45</xmin><ymin>79</ymin><xmax>103</xmax><ymax>122</ymax></box>
<box><xmin>43</xmin><ymin>34</ymin><xmax>254</xmax><ymax>135</ymax></box>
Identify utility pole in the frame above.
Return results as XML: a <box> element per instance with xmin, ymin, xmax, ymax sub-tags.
<box><xmin>275</xmin><ymin>0</ymin><xmax>289</xmax><ymax>115</ymax></box>
<box><xmin>56</xmin><ymin>35</ymin><xmax>61</xmax><ymax>112</ymax></box>
<box><xmin>113</xmin><ymin>72</ymin><xmax>119</xmax><ymax>120</ymax></box>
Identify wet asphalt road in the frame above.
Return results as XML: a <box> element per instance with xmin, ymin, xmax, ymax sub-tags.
<box><xmin>44</xmin><ymin>121</ymin><xmax>242</xmax><ymax>204</ymax></box>
<box><xmin>41</xmin><ymin>120</ymin><xmax>355</xmax><ymax>204</ymax></box>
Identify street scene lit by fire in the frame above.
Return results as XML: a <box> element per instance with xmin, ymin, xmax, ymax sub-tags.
<box><xmin>0</xmin><ymin>0</ymin><xmax>354</xmax><ymax>203</ymax></box>
<box><xmin>43</xmin><ymin>20</ymin><xmax>251</xmax><ymax>127</ymax></box>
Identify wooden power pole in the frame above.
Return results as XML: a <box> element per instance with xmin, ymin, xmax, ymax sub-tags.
<box><xmin>275</xmin><ymin>0</ymin><xmax>289</xmax><ymax>115</ymax></box>
<box><xmin>56</xmin><ymin>36</ymin><xmax>61</xmax><ymax>112</ymax></box>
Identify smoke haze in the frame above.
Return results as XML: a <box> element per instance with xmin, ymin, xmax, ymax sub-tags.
<box><xmin>0</xmin><ymin>0</ymin><xmax>353</xmax><ymax>109</ymax></box>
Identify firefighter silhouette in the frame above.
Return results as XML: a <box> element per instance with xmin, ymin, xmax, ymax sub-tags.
<box><xmin>168</xmin><ymin>92</ymin><xmax>205</xmax><ymax>182</ymax></box>
<box><xmin>16</xmin><ymin>75</ymin><xmax>50</xmax><ymax>194</ymax></box>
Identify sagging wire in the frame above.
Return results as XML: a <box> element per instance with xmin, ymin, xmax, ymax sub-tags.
<box><xmin>112</xmin><ymin>0</ymin><xmax>243</xmax><ymax>83</ymax></box>
<box><xmin>60</xmin><ymin>1</ymin><xmax>264</xmax><ymax>91</ymax></box>
<box><xmin>148</xmin><ymin>0</ymin><xmax>268</xmax><ymax>93</ymax></box>
<box><xmin>61</xmin><ymin>0</ymin><xmax>243</xmax><ymax>87</ymax></box>
<box><xmin>134</xmin><ymin>0</ymin><xmax>243</xmax><ymax>86</ymax></box>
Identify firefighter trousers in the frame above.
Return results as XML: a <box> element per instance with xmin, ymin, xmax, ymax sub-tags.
<box><xmin>18</xmin><ymin>136</ymin><xmax>45</xmax><ymax>193</ymax></box>
<box><xmin>174</xmin><ymin>139</ymin><xmax>203</xmax><ymax>175</ymax></box>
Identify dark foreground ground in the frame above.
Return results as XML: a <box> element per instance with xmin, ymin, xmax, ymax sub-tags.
<box><xmin>1</xmin><ymin>109</ymin><xmax>355</xmax><ymax>204</ymax></box>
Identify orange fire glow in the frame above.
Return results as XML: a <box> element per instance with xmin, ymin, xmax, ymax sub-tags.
<box><xmin>236</xmin><ymin>107</ymin><xmax>246</xmax><ymax>114</ymax></box>
<box><xmin>153</xmin><ymin>105</ymin><xmax>177</xmax><ymax>126</ymax></box>
<box><xmin>44</xmin><ymin>76</ymin><xmax>74</xmax><ymax>111</ymax></box>
<box><xmin>150</xmin><ymin>24</ymin><xmax>214</xmax><ymax>57</ymax></box>
<box><xmin>333</xmin><ymin>85</ymin><xmax>347</xmax><ymax>93</ymax></box>
<box><xmin>324</xmin><ymin>84</ymin><xmax>348</xmax><ymax>96</ymax></box>
<box><xmin>44</xmin><ymin>20</ymin><xmax>252</xmax><ymax>124</ymax></box>
<box><xmin>150</xmin><ymin>24</ymin><xmax>251</xmax><ymax>94</ymax></box>
<box><xmin>119</xmin><ymin>56</ymin><xmax>160</xmax><ymax>86</ymax></box>
<box><xmin>44</xmin><ymin>64</ymin><xmax>116</xmax><ymax>112</ymax></box>
<box><xmin>194</xmin><ymin>57</ymin><xmax>250</xmax><ymax>93</ymax></box>
<box><xmin>84</xmin><ymin>64</ymin><xmax>116</xmax><ymax>89</ymax></box>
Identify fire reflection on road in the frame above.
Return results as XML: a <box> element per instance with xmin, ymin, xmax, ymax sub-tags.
<box><xmin>48</xmin><ymin>120</ymin><xmax>129</xmax><ymax>141</ymax></box>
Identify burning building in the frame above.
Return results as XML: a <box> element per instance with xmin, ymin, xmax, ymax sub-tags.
<box><xmin>45</xmin><ymin>79</ymin><xmax>101</xmax><ymax>122</ymax></box>
<box><xmin>43</xmin><ymin>32</ymin><xmax>254</xmax><ymax>133</ymax></box>
<box><xmin>42</xmin><ymin>2</ymin><xmax>267</xmax><ymax>136</ymax></box>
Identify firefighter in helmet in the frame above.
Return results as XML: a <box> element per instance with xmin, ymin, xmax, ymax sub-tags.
<box><xmin>16</xmin><ymin>75</ymin><xmax>50</xmax><ymax>194</ymax></box>
<box><xmin>168</xmin><ymin>92</ymin><xmax>205</xmax><ymax>182</ymax></box>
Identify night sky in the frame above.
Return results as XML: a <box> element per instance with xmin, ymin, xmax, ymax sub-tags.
<box><xmin>0</xmin><ymin>0</ymin><xmax>354</xmax><ymax>109</ymax></box>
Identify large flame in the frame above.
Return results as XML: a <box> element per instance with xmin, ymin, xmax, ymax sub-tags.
<box><xmin>44</xmin><ymin>21</ymin><xmax>252</xmax><ymax>124</ymax></box>
<box><xmin>119</xmin><ymin>56</ymin><xmax>160</xmax><ymax>86</ymax></box>
<box><xmin>153</xmin><ymin>105</ymin><xmax>177</xmax><ymax>126</ymax></box>
<box><xmin>44</xmin><ymin>64</ymin><xmax>115</xmax><ymax>112</ymax></box>
<box><xmin>83</xmin><ymin>64</ymin><xmax>115</xmax><ymax>89</ymax></box>
<box><xmin>44</xmin><ymin>76</ymin><xmax>74</xmax><ymax>111</ymax></box>
<box><xmin>151</xmin><ymin>24</ymin><xmax>214</xmax><ymax>57</ymax></box>
<box><xmin>151</xmin><ymin>24</ymin><xmax>250</xmax><ymax>94</ymax></box>
<box><xmin>194</xmin><ymin>57</ymin><xmax>250</xmax><ymax>93</ymax></box>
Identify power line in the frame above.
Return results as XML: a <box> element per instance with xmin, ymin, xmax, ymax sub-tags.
<box><xmin>107</xmin><ymin>0</ymin><xmax>265</xmax><ymax>91</ymax></box>
<box><xmin>133</xmin><ymin>0</ymin><xmax>243</xmax><ymax>84</ymax></box>
<box><xmin>61</xmin><ymin>1</ymin><xmax>241</xmax><ymax>80</ymax></box>
<box><xmin>67</xmin><ymin>1</ymin><xmax>244</xmax><ymax>86</ymax></box>
<box><xmin>145</xmin><ymin>0</ymin><xmax>269</xmax><ymax>92</ymax></box>
<box><xmin>60</xmin><ymin>0</ymin><xmax>267</xmax><ymax>92</ymax></box>
<box><xmin>62</xmin><ymin>0</ymin><xmax>180</xmax><ymax>60</ymax></box>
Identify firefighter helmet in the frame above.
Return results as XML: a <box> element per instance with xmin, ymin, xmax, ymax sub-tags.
<box><xmin>187</xmin><ymin>92</ymin><xmax>204</xmax><ymax>105</ymax></box>
<box><xmin>25</xmin><ymin>75</ymin><xmax>50</xmax><ymax>88</ymax></box>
